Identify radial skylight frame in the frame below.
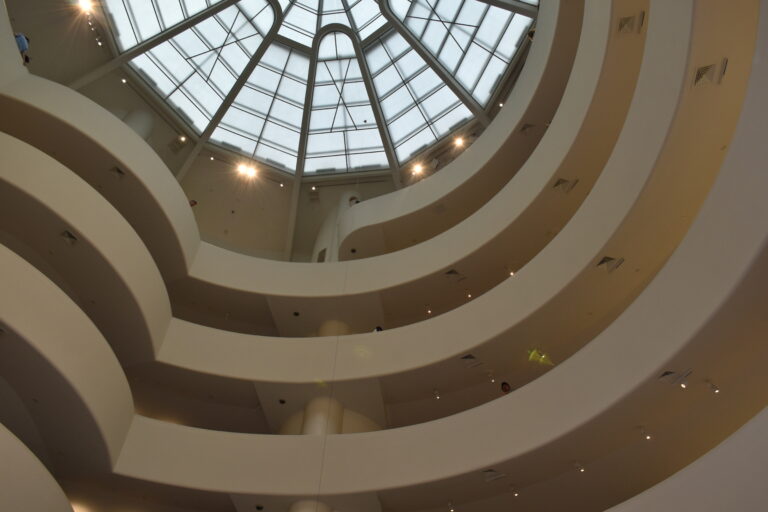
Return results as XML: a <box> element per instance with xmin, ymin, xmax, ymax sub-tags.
<box><xmin>98</xmin><ymin>0</ymin><xmax>538</xmax><ymax>176</ymax></box>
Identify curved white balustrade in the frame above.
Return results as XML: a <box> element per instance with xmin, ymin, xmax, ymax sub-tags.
<box><xmin>0</xmin><ymin>0</ymin><xmax>765</xmax><ymax>509</ymax></box>
<box><xmin>113</xmin><ymin>1</ymin><xmax>768</xmax><ymax>498</ymax></box>
<box><xmin>0</xmin><ymin>243</ymin><xmax>133</xmax><ymax>473</ymax></box>
<box><xmin>0</xmin><ymin>132</ymin><xmax>170</xmax><ymax>365</ymax></box>
<box><xmin>0</xmin><ymin>423</ymin><xmax>74</xmax><ymax>512</ymax></box>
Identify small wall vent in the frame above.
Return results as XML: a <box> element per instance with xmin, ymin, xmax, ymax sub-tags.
<box><xmin>694</xmin><ymin>64</ymin><xmax>716</xmax><ymax>87</ymax></box>
<box><xmin>460</xmin><ymin>354</ymin><xmax>484</xmax><ymax>368</ymax></box>
<box><xmin>552</xmin><ymin>178</ymin><xmax>579</xmax><ymax>193</ymax></box>
<box><xmin>597</xmin><ymin>256</ymin><xmax>624</xmax><ymax>272</ymax></box>
<box><xmin>482</xmin><ymin>469</ymin><xmax>507</xmax><ymax>482</ymax></box>
<box><xmin>61</xmin><ymin>230</ymin><xmax>78</xmax><ymax>246</ymax></box>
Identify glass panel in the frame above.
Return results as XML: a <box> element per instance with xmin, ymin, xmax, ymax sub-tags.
<box><xmin>389</xmin><ymin>0</ymin><xmax>532</xmax><ymax>105</ymax></box>
<box><xmin>305</xmin><ymin>32</ymin><xmax>388</xmax><ymax>174</ymax></box>
<box><xmin>102</xmin><ymin>0</ymin><xmax>232</xmax><ymax>51</ymax></box>
<box><xmin>128</xmin><ymin>0</ymin><xmax>275</xmax><ymax>134</ymax></box>
<box><xmin>365</xmin><ymin>29</ymin><xmax>471</xmax><ymax>163</ymax></box>
<box><xmin>212</xmin><ymin>43</ymin><xmax>310</xmax><ymax>173</ymax></box>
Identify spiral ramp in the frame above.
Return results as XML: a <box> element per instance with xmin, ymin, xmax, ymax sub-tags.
<box><xmin>0</xmin><ymin>0</ymin><xmax>767</xmax><ymax>511</ymax></box>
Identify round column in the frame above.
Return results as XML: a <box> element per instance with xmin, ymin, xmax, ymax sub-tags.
<box><xmin>301</xmin><ymin>396</ymin><xmax>343</xmax><ymax>436</ymax></box>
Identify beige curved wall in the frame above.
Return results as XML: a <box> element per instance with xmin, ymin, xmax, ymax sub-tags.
<box><xmin>608</xmin><ymin>407</ymin><xmax>768</xmax><ymax>511</ymax></box>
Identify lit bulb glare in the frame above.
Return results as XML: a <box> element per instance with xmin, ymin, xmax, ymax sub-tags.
<box><xmin>121</xmin><ymin>78</ymin><xmax>127</xmax><ymax>84</ymax></box>
<box><xmin>311</xmin><ymin>186</ymin><xmax>317</xmax><ymax>191</ymax></box>
<box><xmin>412</xmin><ymin>163</ymin><xmax>423</xmax><ymax>175</ymax></box>
<box><xmin>236</xmin><ymin>163</ymin><xmax>257</xmax><ymax>179</ymax></box>
<box><xmin>645</xmin><ymin>434</ymin><xmax>652</xmax><ymax>440</ymax></box>
<box><xmin>680</xmin><ymin>382</ymin><xmax>687</xmax><ymax>389</ymax></box>
<box><xmin>575</xmin><ymin>463</ymin><xmax>585</xmax><ymax>473</ymax></box>
<box><xmin>433</xmin><ymin>389</ymin><xmax>440</xmax><ymax>400</ymax></box>
<box><xmin>279</xmin><ymin>183</ymin><xmax>284</xmax><ymax>188</ymax></box>
<box><xmin>707</xmin><ymin>380</ymin><xmax>720</xmax><ymax>394</ymax></box>
<box><xmin>79</xmin><ymin>0</ymin><xmax>94</xmax><ymax>13</ymax></box>
<box><xmin>509</xmin><ymin>271</ymin><xmax>515</xmax><ymax>276</ymax></box>
<box><xmin>499</xmin><ymin>103</ymin><xmax>504</xmax><ymax>107</ymax></box>
<box><xmin>454</xmin><ymin>137</ymin><xmax>464</xmax><ymax>147</ymax></box>
<box><xmin>179</xmin><ymin>135</ymin><xmax>187</xmax><ymax>143</ymax></box>
<box><xmin>427</xmin><ymin>308</ymin><xmax>432</xmax><ymax>315</ymax></box>
<box><xmin>210</xmin><ymin>156</ymin><xmax>215</xmax><ymax>161</ymax></box>
<box><xmin>467</xmin><ymin>293</ymin><xmax>472</xmax><ymax>299</ymax></box>
<box><xmin>448</xmin><ymin>502</ymin><xmax>455</xmax><ymax>512</ymax></box>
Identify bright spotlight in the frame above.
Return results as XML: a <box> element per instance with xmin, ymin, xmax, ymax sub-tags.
<box><xmin>412</xmin><ymin>163</ymin><xmax>423</xmax><ymax>175</ymax></box>
<box><xmin>78</xmin><ymin>0</ymin><xmax>94</xmax><ymax>13</ymax></box>
<box><xmin>454</xmin><ymin>137</ymin><xmax>464</xmax><ymax>147</ymax></box>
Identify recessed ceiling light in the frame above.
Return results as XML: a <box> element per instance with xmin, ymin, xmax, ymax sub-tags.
<box><xmin>78</xmin><ymin>0</ymin><xmax>94</xmax><ymax>13</ymax></box>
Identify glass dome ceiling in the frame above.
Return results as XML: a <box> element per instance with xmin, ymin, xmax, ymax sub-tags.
<box><xmin>102</xmin><ymin>0</ymin><xmax>537</xmax><ymax>175</ymax></box>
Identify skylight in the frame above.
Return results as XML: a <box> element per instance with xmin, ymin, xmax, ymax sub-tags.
<box><xmin>101</xmin><ymin>0</ymin><xmax>536</xmax><ymax>175</ymax></box>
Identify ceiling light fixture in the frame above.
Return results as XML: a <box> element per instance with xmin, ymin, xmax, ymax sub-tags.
<box><xmin>576</xmin><ymin>463</ymin><xmax>586</xmax><ymax>473</ymax></box>
<box><xmin>121</xmin><ymin>78</ymin><xmax>127</xmax><ymax>84</ymax></box>
<box><xmin>433</xmin><ymin>389</ymin><xmax>441</xmax><ymax>400</ymax></box>
<box><xmin>412</xmin><ymin>163</ymin><xmax>424</xmax><ymax>175</ymax></box>
<box><xmin>454</xmin><ymin>137</ymin><xmax>464</xmax><ymax>147</ymax></box>
<box><xmin>179</xmin><ymin>135</ymin><xmax>187</xmax><ymax>143</ymax></box>
<box><xmin>706</xmin><ymin>380</ymin><xmax>721</xmax><ymax>394</ymax></box>
<box><xmin>499</xmin><ymin>103</ymin><xmax>504</xmax><ymax>107</ymax></box>
<box><xmin>78</xmin><ymin>0</ymin><xmax>94</xmax><ymax>13</ymax></box>
<box><xmin>237</xmin><ymin>163</ymin><xmax>257</xmax><ymax>179</ymax></box>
